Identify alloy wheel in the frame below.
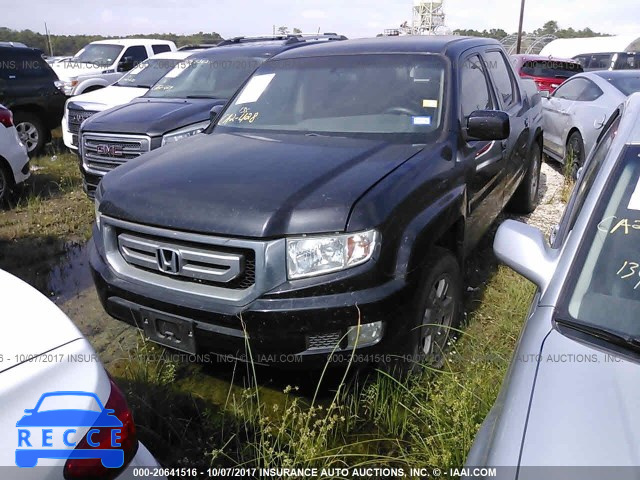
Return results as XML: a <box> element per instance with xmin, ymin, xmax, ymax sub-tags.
<box><xmin>421</xmin><ymin>275</ymin><xmax>455</xmax><ymax>362</ymax></box>
<box><xmin>16</xmin><ymin>121</ymin><xmax>39</xmax><ymax>153</ymax></box>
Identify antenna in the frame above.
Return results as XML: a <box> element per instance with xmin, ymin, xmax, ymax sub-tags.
<box><xmin>44</xmin><ymin>21</ymin><xmax>53</xmax><ymax>55</ymax></box>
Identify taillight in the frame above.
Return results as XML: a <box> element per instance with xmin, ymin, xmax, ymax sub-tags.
<box><xmin>63</xmin><ymin>378</ymin><xmax>138</xmax><ymax>480</ymax></box>
<box><xmin>0</xmin><ymin>108</ymin><xmax>13</xmax><ymax>128</ymax></box>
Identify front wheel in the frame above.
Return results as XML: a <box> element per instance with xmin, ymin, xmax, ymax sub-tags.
<box><xmin>566</xmin><ymin>131</ymin><xmax>585</xmax><ymax>181</ymax></box>
<box><xmin>382</xmin><ymin>248</ymin><xmax>462</xmax><ymax>377</ymax></box>
<box><xmin>13</xmin><ymin>112</ymin><xmax>46</xmax><ymax>157</ymax></box>
<box><xmin>508</xmin><ymin>144</ymin><xmax>541</xmax><ymax>214</ymax></box>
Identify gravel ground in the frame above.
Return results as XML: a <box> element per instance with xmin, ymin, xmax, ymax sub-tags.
<box><xmin>516</xmin><ymin>159</ymin><xmax>567</xmax><ymax>232</ymax></box>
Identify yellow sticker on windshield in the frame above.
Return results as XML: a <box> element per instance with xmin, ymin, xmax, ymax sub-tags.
<box><xmin>423</xmin><ymin>99</ymin><xmax>438</xmax><ymax>108</ymax></box>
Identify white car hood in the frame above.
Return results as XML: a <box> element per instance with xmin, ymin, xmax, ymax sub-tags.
<box><xmin>520</xmin><ymin>329</ymin><xmax>640</xmax><ymax>467</ymax></box>
<box><xmin>67</xmin><ymin>85</ymin><xmax>148</xmax><ymax>112</ymax></box>
<box><xmin>51</xmin><ymin>61</ymin><xmax>110</xmax><ymax>80</ymax></box>
<box><xmin>0</xmin><ymin>270</ymin><xmax>82</xmax><ymax>374</ymax></box>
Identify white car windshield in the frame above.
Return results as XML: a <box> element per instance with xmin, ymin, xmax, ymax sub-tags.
<box><xmin>215</xmin><ymin>54</ymin><xmax>447</xmax><ymax>141</ymax></box>
<box><xmin>116</xmin><ymin>58</ymin><xmax>184</xmax><ymax>89</ymax></box>
<box><xmin>71</xmin><ymin>44</ymin><xmax>123</xmax><ymax>67</ymax></box>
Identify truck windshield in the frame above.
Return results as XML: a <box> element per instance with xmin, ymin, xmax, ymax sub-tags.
<box><xmin>146</xmin><ymin>56</ymin><xmax>264</xmax><ymax>99</ymax></box>
<box><xmin>71</xmin><ymin>44</ymin><xmax>123</xmax><ymax>67</ymax></box>
<box><xmin>214</xmin><ymin>54</ymin><xmax>447</xmax><ymax>141</ymax></box>
<box><xmin>563</xmin><ymin>146</ymin><xmax>640</xmax><ymax>339</ymax></box>
<box><xmin>116</xmin><ymin>58</ymin><xmax>184</xmax><ymax>88</ymax></box>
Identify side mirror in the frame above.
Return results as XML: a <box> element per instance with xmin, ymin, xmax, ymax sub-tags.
<box><xmin>539</xmin><ymin>90</ymin><xmax>550</xmax><ymax>99</ymax></box>
<box><xmin>494</xmin><ymin>220</ymin><xmax>559</xmax><ymax>291</ymax></box>
<box><xmin>466</xmin><ymin>110</ymin><xmax>510</xmax><ymax>141</ymax></box>
<box><xmin>209</xmin><ymin>104</ymin><xmax>224</xmax><ymax>122</ymax></box>
<box><xmin>118</xmin><ymin>56</ymin><xmax>134</xmax><ymax>72</ymax></box>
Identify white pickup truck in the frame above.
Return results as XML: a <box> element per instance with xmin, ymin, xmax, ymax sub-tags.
<box><xmin>61</xmin><ymin>50</ymin><xmax>195</xmax><ymax>152</ymax></box>
<box><xmin>52</xmin><ymin>39</ymin><xmax>176</xmax><ymax>96</ymax></box>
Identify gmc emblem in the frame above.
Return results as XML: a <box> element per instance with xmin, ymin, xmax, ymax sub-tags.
<box><xmin>96</xmin><ymin>144</ymin><xmax>123</xmax><ymax>157</ymax></box>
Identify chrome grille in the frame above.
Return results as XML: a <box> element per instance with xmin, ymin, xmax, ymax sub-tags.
<box><xmin>81</xmin><ymin>133</ymin><xmax>150</xmax><ymax>174</ymax></box>
<box><xmin>67</xmin><ymin>107</ymin><xmax>98</xmax><ymax>136</ymax></box>
<box><xmin>117</xmin><ymin>230</ymin><xmax>254</xmax><ymax>289</ymax></box>
<box><xmin>306</xmin><ymin>332</ymin><xmax>343</xmax><ymax>350</ymax></box>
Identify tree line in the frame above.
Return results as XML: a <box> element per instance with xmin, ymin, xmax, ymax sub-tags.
<box><xmin>453</xmin><ymin>20</ymin><xmax>611</xmax><ymax>40</ymax></box>
<box><xmin>0</xmin><ymin>27</ymin><xmax>224</xmax><ymax>55</ymax></box>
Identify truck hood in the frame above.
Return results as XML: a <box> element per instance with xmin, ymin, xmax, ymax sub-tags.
<box><xmin>51</xmin><ymin>61</ymin><xmax>111</xmax><ymax>80</ymax></box>
<box><xmin>82</xmin><ymin>97</ymin><xmax>226</xmax><ymax>137</ymax></box>
<box><xmin>67</xmin><ymin>85</ymin><xmax>147</xmax><ymax>112</ymax></box>
<box><xmin>0</xmin><ymin>269</ymin><xmax>82</xmax><ymax>374</ymax></box>
<box><xmin>520</xmin><ymin>329</ymin><xmax>640</xmax><ymax>466</ymax></box>
<box><xmin>99</xmin><ymin>132</ymin><xmax>424</xmax><ymax>237</ymax></box>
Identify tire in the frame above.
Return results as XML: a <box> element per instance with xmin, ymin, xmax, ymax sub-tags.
<box><xmin>382</xmin><ymin>248</ymin><xmax>462</xmax><ymax>377</ymax></box>
<box><xmin>0</xmin><ymin>162</ymin><xmax>12</xmax><ymax>204</ymax></box>
<box><xmin>13</xmin><ymin>111</ymin><xmax>46</xmax><ymax>157</ymax></box>
<box><xmin>508</xmin><ymin>143</ymin><xmax>541</xmax><ymax>214</ymax></box>
<box><xmin>565</xmin><ymin>131</ymin><xmax>585</xmax><ymax>181</ymax></box>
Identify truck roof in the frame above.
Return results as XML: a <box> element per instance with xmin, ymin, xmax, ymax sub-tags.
<box><xmin>271</xmin><ymin>35</ymin><xmax>501</xmax><ymax>60</ymax></box>
<box><xmin>90</xmin><ymin>39</ymin><xmax>175</xmax><ymax>47</ymax></box>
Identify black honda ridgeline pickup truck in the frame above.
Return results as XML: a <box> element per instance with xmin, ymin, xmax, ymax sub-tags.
<box><xmin>91</xmin><ymin>36</ymin><xmax>543</xmax><ymax>374</ymax></box>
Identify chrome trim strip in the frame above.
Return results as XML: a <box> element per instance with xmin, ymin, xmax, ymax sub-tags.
<box><xmin>101</xmin><ymin>215</ymin><xmax>287</xmax><ymax>307</ymax></box>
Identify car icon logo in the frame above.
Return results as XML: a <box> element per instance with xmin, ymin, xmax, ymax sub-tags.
<box><xmin>15</xmin><ymin>391</ymin><xmax>125</xmax><ymax>469</ymax></box>
<box><xmin>96</xmin><ymin>144</ymin><xmax>123</xmax><ymax>157</ymax></box>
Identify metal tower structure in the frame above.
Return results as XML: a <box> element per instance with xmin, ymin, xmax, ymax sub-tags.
<box><xmin>412</xmin><ymin>0</ymin><xmax>446</xmax><ymax>35</ymax></box>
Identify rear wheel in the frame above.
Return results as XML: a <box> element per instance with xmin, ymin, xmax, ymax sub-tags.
<box><xmin>382</xmin><ymin>248</ymin><xmax>462</xmax><ymax>377</ymax></box>
<box><xmin>508</xmin><ymin>144</ymin><xmax>541</xmax><ymax>214</ymax></box>
<box><xmin>13</xmin><ymin>111</ymin><xmax>46</xmax><ymax>157</ymax></box>
<box><xmin>566</xmin><ymin>131</ymin><xmax>585</xmax><ymax>181</ymax></box>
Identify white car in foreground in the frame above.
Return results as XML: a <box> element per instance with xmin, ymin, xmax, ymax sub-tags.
<box><xmin>0</xmin><ymin>105</ymin><xmax>30</xmax><ymax>203</ymax></box>
<box><xmin>0</xmin><ymin>269</ymin><xmax>165</xmax><ymax>479</ymax></box>
<box><xmin>62</xmin><ymin>51</ymin><xmax>195</xmax><ymax>152</ymax></box>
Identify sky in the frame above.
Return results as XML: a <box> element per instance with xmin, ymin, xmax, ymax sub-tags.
<box><xmin>1</xmin><ymin>0</ymin><xmax>639</xmax><ymax>39</ymax></box>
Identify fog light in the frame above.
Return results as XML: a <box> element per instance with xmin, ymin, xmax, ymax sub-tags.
<box><xmin>347</xmin><ymin>321</ymin><xmax>383</xmax><ymax>348</ymax></box>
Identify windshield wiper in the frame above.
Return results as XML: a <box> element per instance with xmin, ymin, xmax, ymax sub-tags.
<box><xmin>555</xmin><ymin>316</ymin><xmax>640</xmax><ymax>353</ymax></box>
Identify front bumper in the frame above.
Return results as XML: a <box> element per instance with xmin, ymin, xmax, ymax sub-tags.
<box><xmin>89</xmin><ymin>230</ymin><xmax>413</xmax><ymax>367</ymax></box>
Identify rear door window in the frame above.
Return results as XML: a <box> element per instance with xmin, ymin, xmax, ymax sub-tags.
<box><xmin>484</xmin><ymin>50</ymin><xmax>517</xmax><ymax>108</ymax></box>
<box><xmin>152</xmin><ymin>44</ymin><xmax>171</xmax><ymax>55</ymax></box>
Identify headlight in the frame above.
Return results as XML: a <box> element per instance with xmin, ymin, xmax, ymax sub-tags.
<box><xmin>94</xmin><ymin>197</ymin><xmax>101</xmax><ymax>230</ymax></box>
<box><xmin>286</xmin><ymin>230</ymin><xmax>378</xmax><ymax>279</ymax></box>
<box><xmin>62</xmin><ymin>79</ymin><xmax>78</xmax><ymax>95</ymax></box>
<box><xmin>161</xmin><ymin>121</ymin><xmax>210</xmax><ymax>146</ymax></box>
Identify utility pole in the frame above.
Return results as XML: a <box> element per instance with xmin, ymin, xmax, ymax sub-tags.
<box><xmin>44</xmin><ymin>21</ymin><xmax>53</xmax><ymax>56</ymax></box>
<box><xmin>516</xmin><ymin>0</ymin><xmax>526</xmax><ymax>54</ymax></box>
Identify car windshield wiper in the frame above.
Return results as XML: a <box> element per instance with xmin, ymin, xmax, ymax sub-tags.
<box><xmin>555</xmin><ymin>316</ymin><xmax>640</xmax><ymax>353</ymax></box>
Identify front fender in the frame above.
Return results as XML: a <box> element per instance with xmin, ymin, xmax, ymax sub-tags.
<box><xmin>74</xmin><ymin>78</ymin><xmax>110</xmax><ymax>95</ymax></box>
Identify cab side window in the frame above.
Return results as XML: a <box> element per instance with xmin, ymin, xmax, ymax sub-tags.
<box><xmin>460</xmin><ymin>54</ymin><xmax>494</xmax><ymax>119</ymax></box>
<box><xmin>483</xmin><ymin>50</ymin><xmax>517</xmax><ymax>108</ymax></box>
